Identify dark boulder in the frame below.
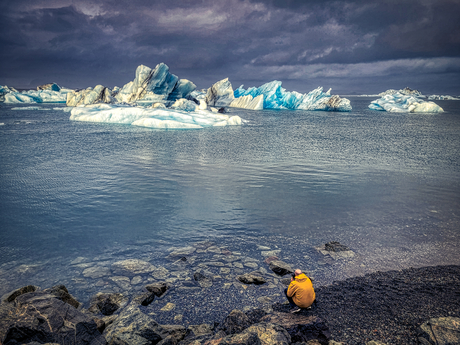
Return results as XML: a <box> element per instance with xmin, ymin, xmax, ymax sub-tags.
<box><xmin>135</xmin><ymin>282</ymin><xmax>170</xmax><ymax>306</ymax></box>
<box><xmin>104</xmin><ymin>303</ymin><xmax>167</xmax><ymax>345</ymax></box>
<box><xmin>44</xmin><ymin>284</ymin><xmax>80</xmax><ymax>309</ymax></box>
<box><xmin>324</xmin><ymin>241</ymin><xmax>350</xmax><ymax>252</ymax></box>
<box><xmin>268</xmin><ymin>260</ymin><xmax>294</xmax><ymax>276</ymax></box>
<box><xmin>221</xmin><ymin>310</ymin><xmax>251</xmax><ymax>335</ymax></box>
<box><xmin>0</xmin><ymin>289</ymin><xmax>106</xmax><ymax>345</ymax></box>
<box><xmin>260</xmin><ymin>312</ymin><xmax>330</xmax><ymax>345</ymax></box>
<box><xmin>89</xmin><ymin>293</ymin><xmax>128</xmax><ymax>316</ymax></box>
<box><xmin>417</xmin><ymin>317</ymin><xmax>460</xmax><ymax>345</ymax></box>
<box><xmin>237</xmin><ymin>272</ymin><xmax>266</xmax><ymax>285</ymax></box>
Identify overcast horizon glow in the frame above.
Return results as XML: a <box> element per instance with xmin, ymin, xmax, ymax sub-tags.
<box><xmin>1</xmin><ymin>0</ymin><xmax>459</xmax><ymax>95</ymax></box>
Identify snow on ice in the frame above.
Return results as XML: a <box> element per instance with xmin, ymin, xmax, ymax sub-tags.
<box><xmin>369</xmin><ymin>92</ymin><xmax>444</xmax><ymax>113</ymax></box>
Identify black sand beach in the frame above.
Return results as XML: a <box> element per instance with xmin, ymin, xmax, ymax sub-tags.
<box><xmin>274</xmin><ymin>265</ymin><xmax>460</xmax><ymax>344</ymax></box>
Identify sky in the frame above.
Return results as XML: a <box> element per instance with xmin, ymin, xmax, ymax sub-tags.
<box><xmin>1</xmin><ymin>0</ymin><xmax>459</xmax><ymax>95</ymax></box>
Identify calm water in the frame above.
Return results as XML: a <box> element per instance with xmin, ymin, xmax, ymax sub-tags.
<box><xmin>0</xmin><ymin>98</ymin><xmax>459</xmax><ymax>302</ymax></box>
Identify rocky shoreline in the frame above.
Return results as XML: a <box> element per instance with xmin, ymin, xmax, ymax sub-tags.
<box><xmin>0</xmin><ymin>255</ymin><xmax>459</xmax><ymax>344</ymax></box>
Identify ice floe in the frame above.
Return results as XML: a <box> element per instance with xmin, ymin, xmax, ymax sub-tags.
<box><xmin>69</xmin><ymin>104</ymin><xmax>243</xmax><ymax>129</ymax></box>
<box><xmin>369</xmin><ymin>92</ymin><xmax>444</xmax><ymax>113</ymax></box>
<box><xmin>1</xmin><ymin>84</ymin><xmax>69</xmax><ymax>104</ymax></box>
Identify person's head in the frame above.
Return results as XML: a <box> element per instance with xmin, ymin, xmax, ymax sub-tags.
<box><xmin>294</xmin><ymin>269</ymin><xmax>302</xmax><ymax>276</ymax></box>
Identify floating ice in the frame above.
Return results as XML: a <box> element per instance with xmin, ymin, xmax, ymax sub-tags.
<box><xmin>1</xmin><ymin>85</ymin><xmax>68</xmax><ymax>104</ymax></box>
<box><xmin>234</xmin><ymin>81</ymin><xmax>352</xmax><ymax>111</ymax></box>
<box><xmin>66</xmin><ymin>85</ymin><xmax>115</xmax><ymax>107</ymax></box>
<box><xmin>69</xmin><ymin>104</ymin><xmax>243</xmax><ymax>129</ymax></box>
<box><xmin>369</xmin><ymin>92</ymin><xmax>444</xmax><ymax>113</ymax></box>
<box><xmin>11</xmin><ymin>106</ymin><xmax>50</xmax><ymax>110</ymax></box>
<box><xmin>428</xmin><ymin>94</ymin><xmax>459</xmax><ymax>100</ymax></box>
<box><xmin>205</xmin><ymin>78</ymin><xmax>235</xmax><ymax>107</ymax></box>
<box><xmin>203</xmin><ymin>79</ymin><xmax>351</xmax><ymax>111</ymax></box>
<box><xmin>115</xmin><ymin>63</ymin><xmax>196</xmax><ymax>104</ymax></box>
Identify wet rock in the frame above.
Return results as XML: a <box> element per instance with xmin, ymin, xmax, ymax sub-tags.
<box><xmin>257</xmin><ymin>246</ymin><xmax>271</xmax><ymax>251</ymax></box>
<box><xmin>104</xmin><ymin>303</ymin><xmax>167</xmax><ymax>345</ymax></box>
<box><xmin>157</xmin><ymin>325</ymin><xmax>187</xmax><ymax>345</ymax></box>
<box><xmin>264</xmin><ymin>256</ymin><xmax>279</xmax><ymax>265</ymax></box>
<box><xmin>134</xmin><ymin>283</ymin><xmax>170</xmax><ymax>306</ymax></box>
<box><xmin>237</xmin><ymin>271</ymin><xmax>267</xmax><ymax>285</ymax></box>
<box><xmin>245</xmin><ymin>309</ymin><xmax>268</xmax><ymax>324</ymax></box>
<box><xmin>268</xmin><ymin>260</ymin><xmax>294</xmax><ymax>276</ymax></box>
<box><xmin>260</xmin><ymin>312</ymin><xmax>330</xmax><ymax>344</ymax></box>
<box><xmin>83</xmin><ymin>265</ymin><xmax>111</xmax><ymax>278</ymax></box>
<box><xmin>110</xmin><ymin>276</ymin><xmax>132</xmax><ymax>290</ymax></box>
<box><xmin>152</xmin><ymin>266</ymin><xmax>170</xmax><ymax>280</ymax></box>
<box><xmin>161</xmin><ymin>302</ymin><xmax>176</xmax><ymax>312</ymax></box>
<box><xmin>221</xmin><ymin>309</ymin><xmax>252</xmax><ymax>335</ymax></box>
<box><xmin>210</xmin><ymin>322</ymin><xmax>291</xmax><ymax>345</ymax></box>
<box><xmin>417</xmin><ymin>317</ymin><xmax>460</xmax><ymax>345</ymax></box>
<box><xmin>261</xmin><ymin>250</ymin><xmax>281</xmax><ymax>257</ymax></box>
<box><xmin>146</xmin><ymin>282</ymin><xmax>170</xmax><ymax>297</ymax></box>
<box><xmin>324</xmin><ymin>241</ymin><xmax>349</xmax><ymax>252</ymax></box>
<box><xmin>44</xmin><ymin>284</ymin><xmax>80</xmax><ymax>309</ymax></box>
<box><xmin>2</xmin><ymin>284</ymin><xmax>38</xmax><ymax>303</ymax></box>
<box><xmin>168</xmin><ymin>246</ymin><xmax>197</xmax><ymax>257</ymax></box>
<box><xmin>132</xmin><ymin>276</ymin><xmax>143</xmax><ymax>285</ymax></box>
<box><xmin>111</xmin><ymin>259</ymin><xmax>156</xmax><ymax>276</ymax></box>
<box><xmin>178</xmin><ymin>324</ymin><xmax>214</xmax><ymax>345</ymax></box>
<box><xmin>89</xmin><ymin>292</ymin><xmax>128</xmax><ymax>316</ymax></box>
<box><xmin>244</xmin><ymin>262</ymin><xmax>258</xmax><ymax>269</ymax></box>
<box><xmin>316</xmin><ymin>242</ymin><xmax>355</xmax><ymax>260</ymax></box>
<box><xmin>194</xmin><ymin>269</ymin><xmax>213</xmax><ymax>288</ymax></box>
<box><xmin>0</xmin><ymin>290</ymin><xmax>106</xmax><ymax>345</ymax></box>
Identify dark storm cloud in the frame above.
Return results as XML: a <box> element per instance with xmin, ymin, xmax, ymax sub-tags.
<box><xmin>0</xmin><ymin>0</ymin><xmax>459</xmax><ymax>94</ymax></box>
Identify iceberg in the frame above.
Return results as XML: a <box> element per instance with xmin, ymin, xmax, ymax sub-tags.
<box><xmin>378</xmin><ymin>87</ymin><xmax>425</xmax><ymax>98</ymax></box>
<box><xmin>428</xmin><ymin>94</ymin><xmax>460</xmax><ymax>100</ymax></box>
<box><xmin>115</xmin><ymin>63</ymin><xmax>196</xmax><ymax>104</ymax></box>
<box><xmin>369</xmin><ymin>92</ymin><xmax>443</xmax><ymax>113</ymax></box>
<box><xmin>234</xmin><ymin>81</ymin><xmax>352</xmax><ymax>111</ymax></box>
<box><xmin>66</xmin><ymin>85</ymin><xmax>116</xmax><ymax>107</ymax></box>
<box><xmin>205</xmin><ymin>78</ymin><xmax>235</xmax><ymax>107</ymax></box>
<box><xmin>0</xmin><ymin>84</ymin><xmax>68</xmax><ymax>103</ymax></box>
<box><xmin>203</xmin><ymin>78</ymin><xmax>351</xmax><ymax>111</ymax></box>
<box><xmin>69</xmin><ymin>104</ymin><xmax>243</xmax><ymax>129</ymax></box>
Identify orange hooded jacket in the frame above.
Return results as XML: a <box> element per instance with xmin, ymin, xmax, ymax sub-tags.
<box><xmin>286</xmin><ymin>273</ymin><xmax>315</xmax><ymax>308</ymax></box>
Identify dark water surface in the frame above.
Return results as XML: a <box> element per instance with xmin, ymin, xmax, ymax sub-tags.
<box><xmin>0</xmin><ymin>98</ymin><xmax>459</xmax><ymax>321</ymax></box>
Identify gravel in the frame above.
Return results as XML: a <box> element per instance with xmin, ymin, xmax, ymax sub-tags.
<box><xmin>274</xmin><ymin>265</ymin><xmax>460</xmax><ymax>344</ymax></box>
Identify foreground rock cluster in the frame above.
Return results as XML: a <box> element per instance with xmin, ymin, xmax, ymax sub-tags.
<box><xmin>1</xmin><ymin>281</ymin><xmax>458</xmax><ymax>345</ymax></box>
<box><xmin>1</xmin><ymin>260</ymin><xmax>459</xmax><ymax>344</ymax></box>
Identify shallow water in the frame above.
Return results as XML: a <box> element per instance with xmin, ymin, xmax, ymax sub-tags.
<box><xmin>0</xmin><ymin>98</ymin><xmax>459</xmax><ymax>323</ymax></box>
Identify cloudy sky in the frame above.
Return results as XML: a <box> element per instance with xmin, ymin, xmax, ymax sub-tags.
<box><xmin>1</xmin><ymin>0</ymin><xmax>459</xmax><ymax>94</ymax></box>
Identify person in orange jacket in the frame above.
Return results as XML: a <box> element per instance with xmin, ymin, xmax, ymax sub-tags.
<box><xmin>285</xmin><ymin>269</ymin><xmax>316</xmax><ymax>313</ymax></box>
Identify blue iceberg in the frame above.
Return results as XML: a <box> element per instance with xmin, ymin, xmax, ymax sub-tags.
<box><xmin>234</xmin><ymin>81</ymin><xmax>352</xmax><ymax>111</ymax></box>
<box><xmin>1</xmin><ymin>84</ymin><xmax>69</xmax><ymax>104</ymax></box>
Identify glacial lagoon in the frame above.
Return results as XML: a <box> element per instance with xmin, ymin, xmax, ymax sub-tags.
<box><xmin>0</xmin><ymin>97</ymin><xmax>459</xmax><ymax>324</ymax></box>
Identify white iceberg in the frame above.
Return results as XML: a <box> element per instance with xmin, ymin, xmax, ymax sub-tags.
<box><xmin>205</xmin><ymin>78</ymin><xmax>235</xmax><ymax>107</ymax></box>
<box><xmin>378</xmin><ymin>87</ymin><xmax>425</xmax><ymax>98</ymax></box>
<box><xmin>69</xmin><ymin>104</ymin><xmax>243</xmax><ymax>129</ymax></box>
<box><xmin>11</xmin><ymin>106</ymin><xmax>50</xmax><ymax>110</ymax></box>
<box><xmin>369</xmin><ymin>92</ymin><xmax>443</xmax><ymax>113</ymax></box>
<box><xmin>66</xmin><ymin>85</ymin><xmax>115</xmax><ymax>107</ymax></box>
<box><xmin>233</xmin><ymin>81</ymin><xmax>352</xmax><ymax>111</ymax></box>
<box><xmin>115</xmin><ymin>63</ymin><xmax>196</xmax><ymax>104</ymax></box>
<box><xmin>1</xmin><ymin>84</ymin><xmax>68</xmax><ymax>103</ymax></box>
<box><xmin>428</xmin><ymin>94</ymin><xmax>460</xmax><ymax>100</ymax></box>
